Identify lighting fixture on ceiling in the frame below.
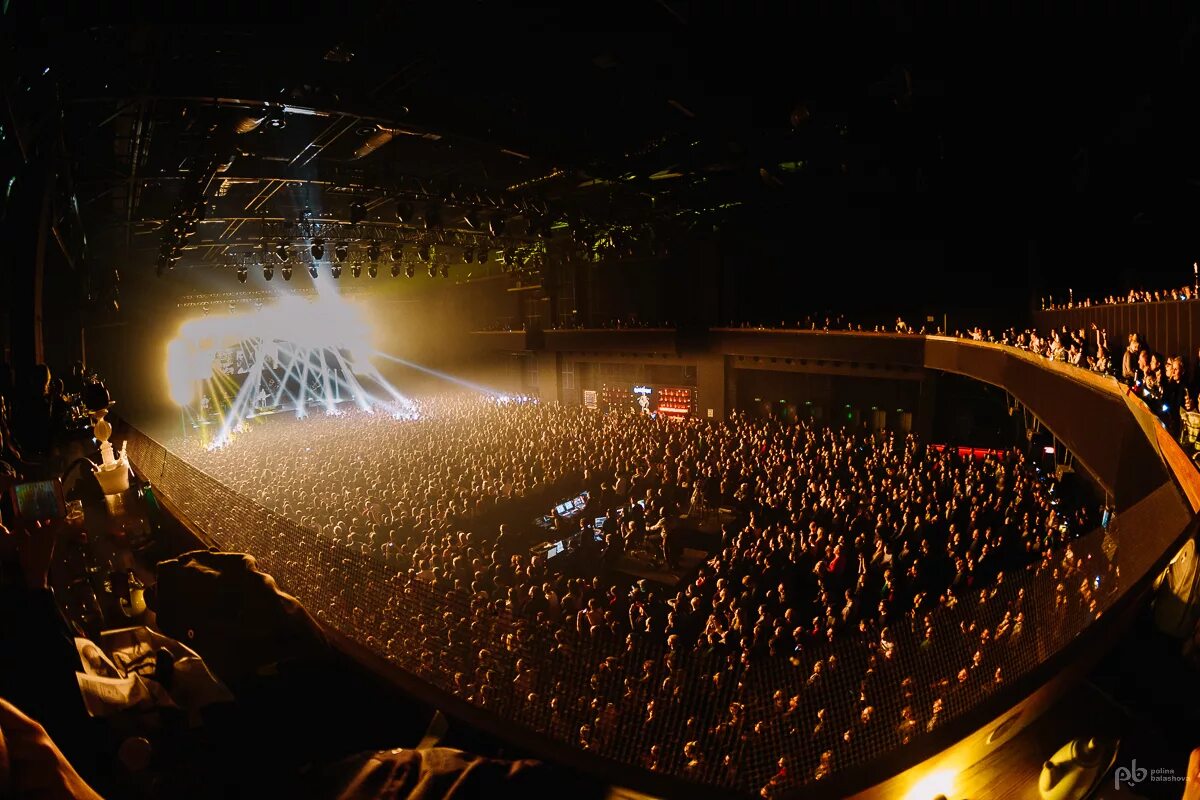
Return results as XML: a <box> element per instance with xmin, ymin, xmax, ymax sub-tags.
<box><xmin>367</xmin><ymin>263</ymin><xmax>378</xmax><ymax>279</ymax></box>
<box><xmin>463</xmin><ymin>210</ymin><xmax>481</xmax><ymax>229</ymax></box>
<box><xmin>427</xmin><ymin>263</ymin><xmax>437</xmax><ymax>278</ymax></box>
<box><xmin>349</xmin><ymin>201</ymin><xmax>366</xmax><ymax>225</ymax></box>
<box><xmin>281</xmin><ymin>265</ymin><xmax>293</xmax><ymax>281</ymax></box>
<box><xmin>417</xmin><ymin>243</ymin><xmax>432</xmax><ymax>263</ymax></box>
<box><xmin>478</xmin><ymin>247</ymin><xmax>489</xmax><ymax>264</ymax></box>
<box><xmin>395</xmin><ymin>200</ymin><xmax>413</xmax><ymax>223</ymax></box>
<box><xmin>351</xmin><ymin>263</ymin><xmax>363</xmax><ymax>279</ymax></box>
<box><xmin>367</xmin><ymin>240</ymin><xmax>380</xmax><ymax>262</ymax></box>
<box><xmin>404</xmin><ymin>263</ymin><xmax>415</xmax><ymax>278</ymax></box>
<box><xmin>440</xmin><ymin>263</ymin><xmax>449</xmax><ymax>278</ymax></box>
<box><xmin>462</xmin><ymin>249</ymin><xmax>474</xmax><ymax>264</ymax></box>
<box><xmin>390</xmin><ymin>263</ymin><xmax>402</xmax><ymax>278</ymax></box>
<box><xmin>488</xmin><ymin>216</ymin><xmax>505</xmax><ymax>238</ymax></box>
<box><xmin>262</xmin><ymin>265</ymin><xmax>274</xmax><ymax>281</ymax></box>
<box><xmin>334</xmin><ymin>242</ymin><xmax>349</xmax><ymax>262</ymax></box>
<box><xmin>236</xmin><ymin>266</ymin><xmax>248</xmax><ymax>284</ymax></box>
<box><xmin>390</xmin><ymin>242</ymin><xmax>403</xmax><ymax>261</ymax></box>
<box><xmin>308</xmin><ymin>263</ymin><xmax>319</xmax><ymax>279</ymax></box>
<box><xmin>331</xmin><ymin>263</ymin><xmax>342</xmax><ymax>279</ymax></box>
<box><xmin>311</xmin><ymin>238</ymin><xmax>325</xmax><ymax>260</ymax></box>
<box><xmin>275</xmin><ymin>241</ymin><xmax>290</xmax><ymax>262</ymax></box>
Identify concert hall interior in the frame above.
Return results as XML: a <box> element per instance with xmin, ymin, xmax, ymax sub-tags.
<box><xmin>3</xmin><ymin>6</ymin><xmax>1200</xmax><ymax>800</ymax></box>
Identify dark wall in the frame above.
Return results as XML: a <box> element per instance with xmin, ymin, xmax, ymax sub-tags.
<box><xmin>928</xmin><ymin>372</ymin><xmax>1022</xmax><ymax>448</ymax></box>
<box><xmin>734</xmin><ymin>368</ymin><xmax>919</xmax><ymax>428</ymax></box>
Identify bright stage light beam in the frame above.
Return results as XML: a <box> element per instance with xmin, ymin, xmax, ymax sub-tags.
<box><xmin>168</xmin><ymin>290</ymin><xmax>416</xmax><ymax>446</ymax></box>
<box><xmin>371</xmin><ymin>351</ymin><xmax>508</xmax><ymax>399</ymax></box>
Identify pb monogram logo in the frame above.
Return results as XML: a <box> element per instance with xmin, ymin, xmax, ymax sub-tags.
<box><xmin>1114</xmin><ymin>759</ymin><xmax>1147</xmax><ymax>788</ymax></box>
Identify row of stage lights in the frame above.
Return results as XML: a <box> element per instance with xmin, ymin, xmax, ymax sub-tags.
<box><xmin>237</xmin><ymin>258</ymin><xmax>449</xmax><ymax>283</ymax></box>
<box><xmin>234</xmin><ymin>237</ymin><xmax>542</xmax><ymax>283</ymax></box>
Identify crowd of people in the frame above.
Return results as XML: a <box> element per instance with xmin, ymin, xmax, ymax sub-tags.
<box><xmin>0</xmin><ymin>362</ymin><xmax>88</xmax><ymax>480</ymax></box>
<box><xmin>1044</xmin><ymin>278</ymin><xmax>1199</xmax><ymax>309</ymax></box>
<box><xmin>722</xmin><ymin>312</ymin><xmax>1200</xmax><ymax>445</ymax></box>
<box><xmin>173</xmin><ymin>397</ymin><xmax>1105</xmax><ymax>793</ymax></box>
<box><xmin>958</xmin><ymin>323</ymin><xmax>1200</xmax><ymax>440</ymax></box>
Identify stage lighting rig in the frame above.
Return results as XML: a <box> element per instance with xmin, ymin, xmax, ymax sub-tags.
<box><xmin>281</xmin><ymin>265</ymin><xmax>293</xmax><ymax>281</ymax></box>
<box><xmin>462</xmin><ymin>248</ymin><xmax>474</xmax><ymax>264</ymax></box>
<box><xmin>367</xmin><ymin>240</ymin><xmax>381</xmax><ymax>262</ymax></box>
<box><xmin>311</xmin><ymin>238</ymin><xmax>325</xmax><ymax>260</ymax></box>
<box><xmin>349</xmin><ymin>200</ymin><xmax>366</xmax><ymax>225</ymax></box>
<box><xmin>263</xmin><ymin>265</ymin><xmax>274</xmax><ymax>281</ymax></box>
<box><xmin>308</xmin><ymin>263</ymin><xmax>319</xmax><ymax>279</ymax></box>
<box><xmin>236</xmin><ymin>266</ymin><xmax>248</xmax><ymax>283</ymax></box>
<box><xmin>440</xmin><ymin>263</ymin><xmax>449</xmax><ymax>278</ymax></box>
<box><xmin>351</xmin><ymin>263</ymin><xmax>363</xmax><ymax>279</ymax></box>
<box><xmin>334</xmin><ymin>242</ymin><xmax>349</xmax><ymax>262</ymax></box>
<box><xmin>367</xmin><ymin>263</ymin><xmax>378</xmax><ymax>279</ymax></box>
<box><xmin>478</xmin><ymin>247</ymin><xmax>489</xmax><ymax>264</ymax></box>
<box><xmin>395</xmin><ymin>200</ymin><xmax>413</xmax><ymax>223</ymax></box>
<box><xmin>404</xmin><ymin>264</ymin><xmax>415</xmax><ymax>278</ymax></box>
<box><xmin>427</xmin><ymin>263</ymin><xmax>437</xmax><ymax>278</ymax></box>
<box><xmin>422</xmin><ymin>204</ymin><xmax>441</xmax><ymax>231</ymax></box>
<box><xmin>488</xmin><ymin>216</ymin><xmax>505</xmax><ymax>238</ymax></box>
<box><xmin>331</xmin><ymin>263</ymin><xmax>342</xmax><ymax>279</ymax></box>
<box><xmin>390</xmin><ymin>263</ymin><xmax>402</xmax><ymax>278</ymax></box>
<box><xmin>463</xmin><ymin>209</ymin><xmax>481</xmax><ymax>229</ymax></box>
<box><xmin>275</xmin><ymin>240</ymin><xmax>290</xmax><ymax>262</ymax></box>
<box><xmin>417</xmin><ymin>243</ymin><xmax>432</xmax><ymax>263</ymax></box>
<box><xmin>390</xmin><ymin>242</ymin><xmax>403</xmax><ymax>261</ymax></box>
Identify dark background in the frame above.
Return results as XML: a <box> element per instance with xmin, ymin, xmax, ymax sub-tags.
<box><xmin>3</xmin><ymin>4</ymin><xmax>1200</xmax><ymax>418</ymax></box>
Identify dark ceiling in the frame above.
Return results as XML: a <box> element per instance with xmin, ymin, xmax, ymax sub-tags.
<box><xmin>6</xmin><ymin>3</ymin><xmax>1200</xmax><ymax>307</ymax></box>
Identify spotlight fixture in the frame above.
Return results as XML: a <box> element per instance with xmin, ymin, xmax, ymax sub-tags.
<box><xmin>311</xmin><ymin>238</ymin><xmax>325</xmax><ymax>260</ymax></box>
<box><xmin>390</xmin><ymin>263</ymin><xmax>402</xmax><ymax>278</ymax></box>
<box><xmin>236</xmin><ymin>267</ymin><xmax>248</xmax><ymax>284</ymax></box>
<box><xmin>308</xmin><ymin>263</ymin><xmax>319</xmax><ymax>279</ymax></box>
<box><xmin>488</xmin><ymin>216</ymin><xmax>505</xmax><ymax>238</ymax></box>
<box><xmin>427</xmin><ymin>263</ymin><xmax>437</xmax><ymax>278</ymax></box>
<box><xmin>404</xmin><ymin>263</ymin><xmax>415</xmax><ymax>278</ymax></box>
<box><xmin>367</xmin><ymin>240</ymin><xmax>381</xmax><ymax>262</ymax></box>
<box><xmin>281</xmin><ymin>265</ymin><xmax>293</xmax><ymax>281</ymax></box>
<box><xmin>478</xmin><ymin>247</ymin><xmax>489</xmax><ymax>264</ymax></box>
<box><xmin>440</xmin><ymin>263</ymin><xmax>449</xmax><ymax>278</ymax></box>
<box><xmin>351</xmin><ymin>263</ymin><xmax>363</xmax><ymax>278</ymax></box>
<box><xmin>349</xmin><ymin>200</ymin><xmax>366</xmax><ymax>225</ymax></box>
<box><xmin>334</xmin><ymin>242</ymin><xmax>349</xmax><ymax>262</ymax></box>
<box><xmin>462</xmin><ymin>248</ymin><xmax>474</xmax><ymax>264</ymax></box>
<box><xmin>263</xmin><ymin>265</ymin><xmax>274</xmax><ymax>281</ymax></box>
<box><xmin>395</xmin><ymin>200</ymin><xmax>413</xmax><ymax>223</ymax></box>
<box><xmin>275</xmin><ymin>240</ymin><xmax>290</xmax><ymax>262</ymax></box>
<box><xmin>331</xmin><ymin>263</ymin><xmax>342</xmax><ymax>279</ymax></box>
<box><xmin>463</xmin><ymin>209</ymin><xmax>481</xmax><ymax>229</ymax></box>
<box><xmin>417</xmin><ymin>243</ymin><xmax>432</xmax><ymax>263</ymax></box>
<box><xmin>390</xmin><ymin>242</ymin><xmax>403</xmax><ymax>261</ymax></box>
<box><xmin>367</xmin><ymin>263</ymin><xmax>378</xmax><ymax>279</ymax></box>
